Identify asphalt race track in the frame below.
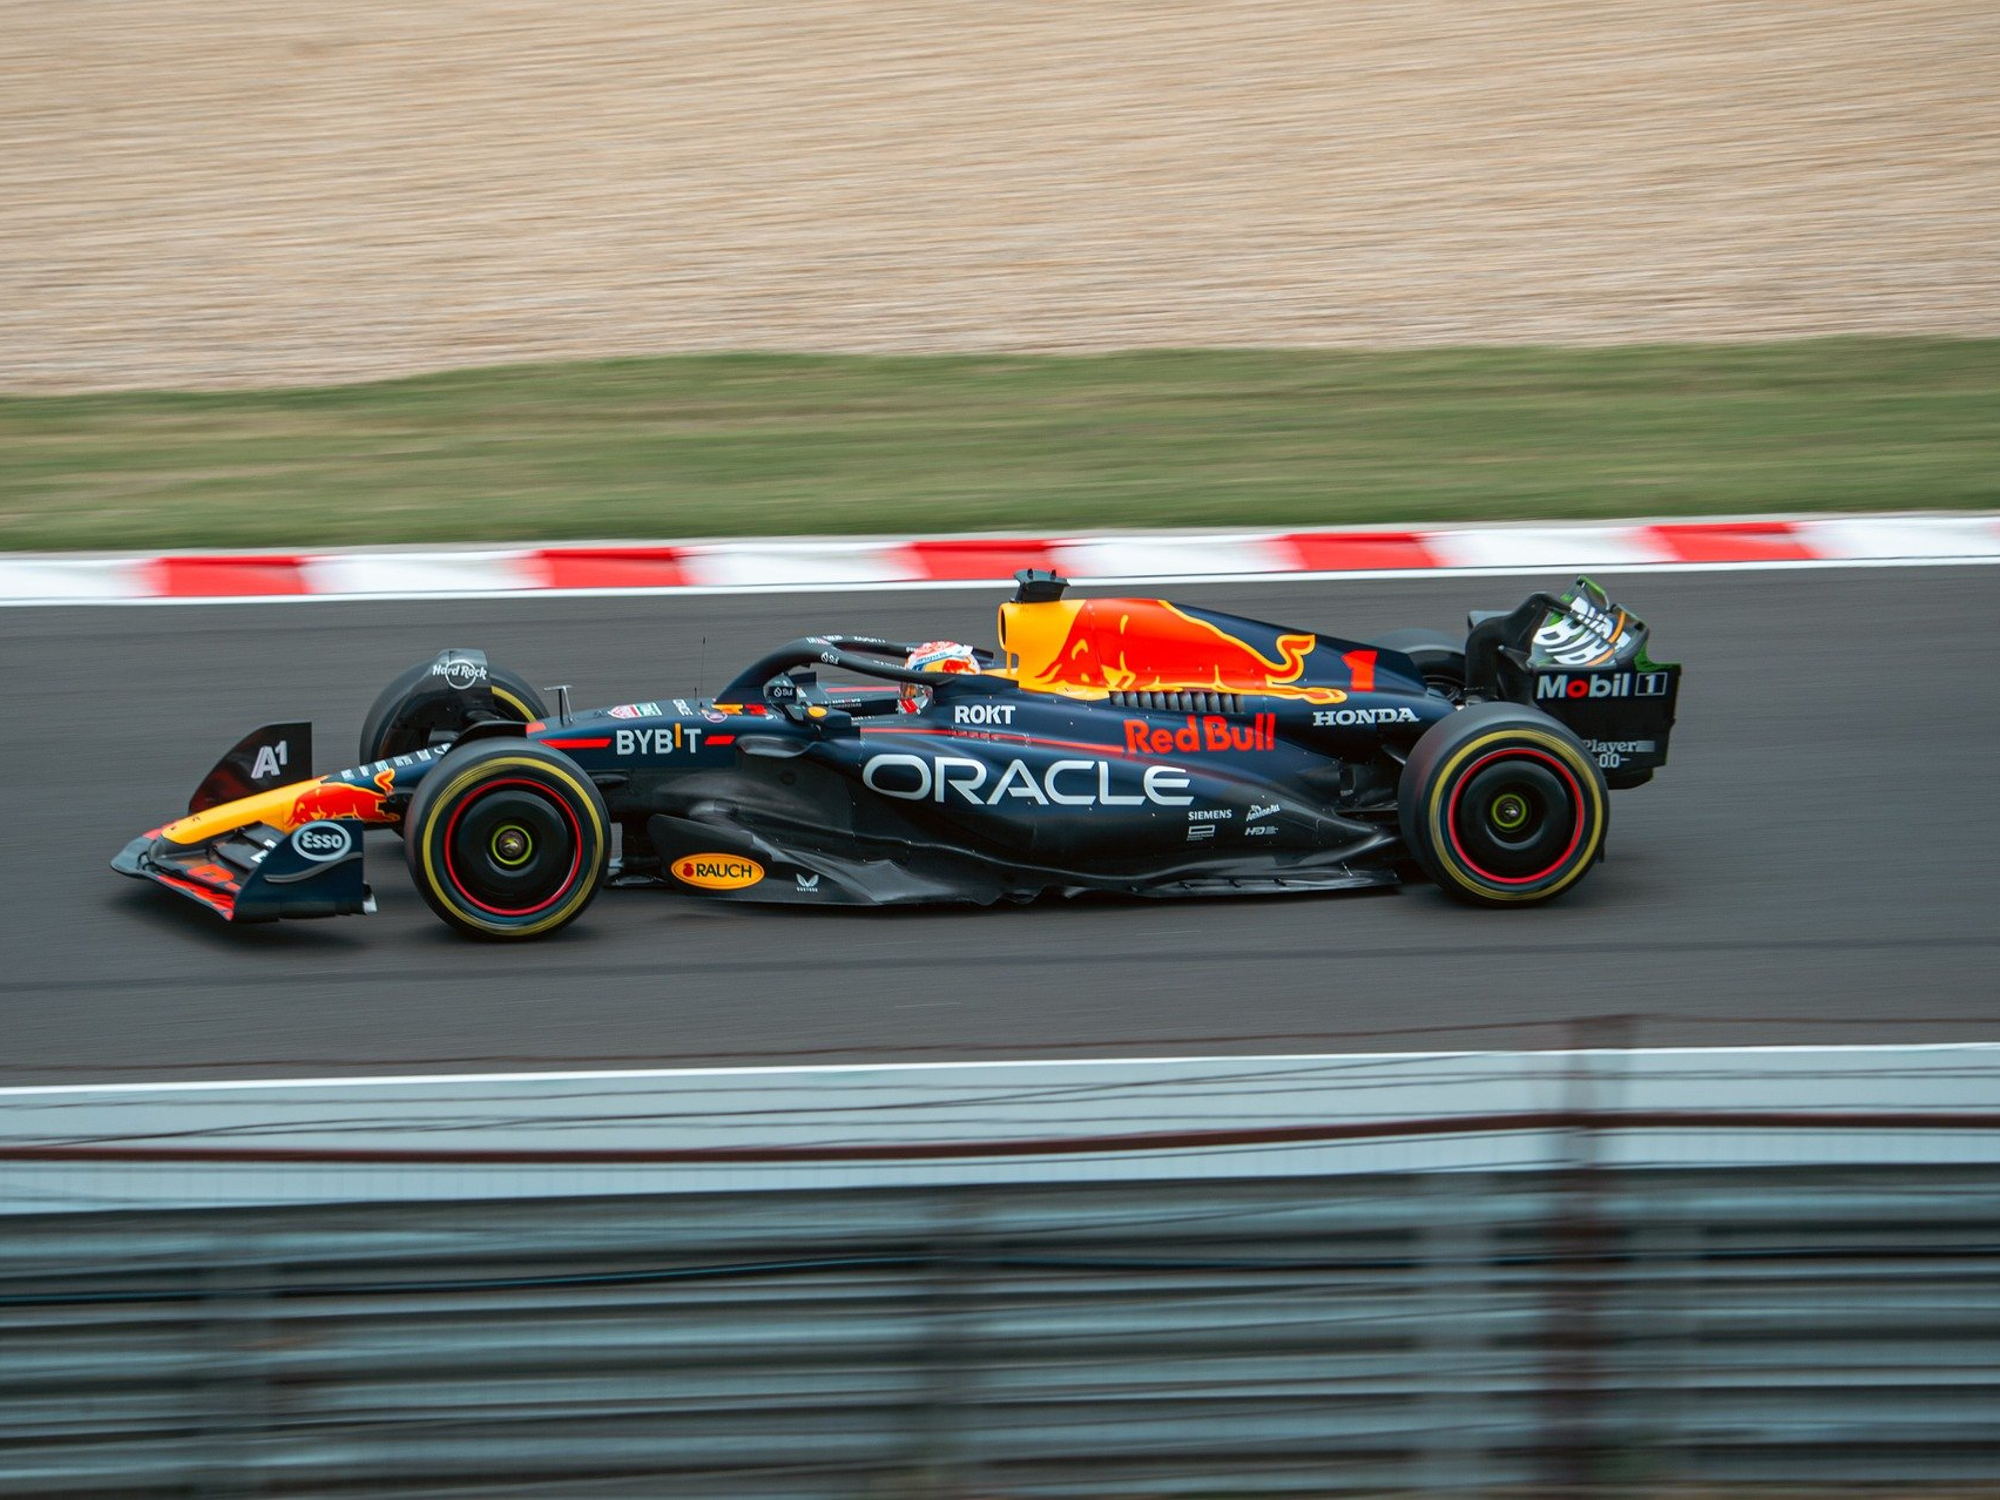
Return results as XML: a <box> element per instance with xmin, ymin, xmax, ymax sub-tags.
<box><xmin>5</xmin><ymin>566</ymin><xmax>1995</xmax><ymax>1082</ymax></box>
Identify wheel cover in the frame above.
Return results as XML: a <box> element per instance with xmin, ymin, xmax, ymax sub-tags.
<box><xmin>1445</xmin><ymin>748</ymin><xmax>1586</xmax><ymax>886</ymax></box>
<box><xmin>373</xmin><ymin>684</ymin><xmax>538</xmax><ymax>762</ymax></box>
<box><xmin>441</xmin><ymin>779</ymin><xmax>582</xmax><ymax>917</ymax></box>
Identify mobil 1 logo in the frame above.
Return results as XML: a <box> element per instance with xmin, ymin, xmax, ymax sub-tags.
<box><xmin>1535</xmin><ymin>670</ymin><xmax>1672</xmax><ymax>702</ymax></box>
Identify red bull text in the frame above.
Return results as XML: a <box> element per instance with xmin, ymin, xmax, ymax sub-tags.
<box><xmin>1124</xmin><ymin>713</ymin><xmax>1277</xmax><ymax>755</ymax></box>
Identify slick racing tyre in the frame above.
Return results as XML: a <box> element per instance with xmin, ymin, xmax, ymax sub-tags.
<box><xmin>403</xmin><ymin>740</ymin><xmax>609</xmax><ymax>941</ymax></box>
<box><xmin>1398</xmin><ymin>702</ymin><xmax>1608</xmax><ymax>907</ymax></box>
<box><xmin>359</xmin><ymin>659</ymin><xmax>548</xmax><ymax>764</ymax></box>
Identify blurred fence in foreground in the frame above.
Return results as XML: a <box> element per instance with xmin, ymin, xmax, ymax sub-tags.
<box><xmin>7</xmin><ymin>1048</ymin><xmax>2000</xmax><ymax>1495</ymax></box>
<box><xmin>6</xmin><ymin>1157</ymin><xmax>2000</xmax><ymax>1497</ymax></box>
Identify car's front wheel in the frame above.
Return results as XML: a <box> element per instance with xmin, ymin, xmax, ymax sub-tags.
<box><xmin>403</xmin><ymin>739</ymin><xmax>609</xmax><ymax>940</ymax></box>
<box><xmin>1397</xmin><ymin>703</ymin><xmax>1608</xmax><ymax>906</ymax></box>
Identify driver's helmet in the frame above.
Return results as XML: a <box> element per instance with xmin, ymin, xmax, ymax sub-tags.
<box><xmin>899</xmin><ymin>640</ymin><xmax>980</xmax><ymax>712</ymax></box>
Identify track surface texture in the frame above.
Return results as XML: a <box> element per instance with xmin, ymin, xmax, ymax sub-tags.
<box><xmin>7</xmin><ymin>568</ymin><xmax>1996</xmax><ymax>1081</ymax></box>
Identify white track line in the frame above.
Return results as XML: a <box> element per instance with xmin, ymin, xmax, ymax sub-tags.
<box><xmin>5</xmin><ymin>1042</ymin><xmax>1997</xmax><ymax>1097</ymax></box>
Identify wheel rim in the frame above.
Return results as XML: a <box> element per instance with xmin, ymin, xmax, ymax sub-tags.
<box><xmin>441</xmin><ymin>779</ymin><xmax>582</xmax><ymax>917</ymax></box>
<box><xmin>1445</xmin><ymin>748</ymin><xmax>1586</xmax><ymax>885</ymax></box>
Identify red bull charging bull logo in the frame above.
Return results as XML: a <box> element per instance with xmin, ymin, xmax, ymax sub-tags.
<box><xmin>286</xmin><ymin>767</ymin><xmax>398</xmax><ymax>828</ymax></box>
<box><xmin>1009</xmin><ymin>599</ymin><xmax>1354</xmax><ymax>703</ymax></box>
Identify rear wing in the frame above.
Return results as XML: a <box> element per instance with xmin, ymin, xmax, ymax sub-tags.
<box><xmin>1469</xmin><ymin>578</ymin><xmax>1680</xmax><ymax>788</ymax></box>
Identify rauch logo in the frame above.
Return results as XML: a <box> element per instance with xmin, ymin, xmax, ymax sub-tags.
<box><xmin>673</xmin><ymin>854</ymin><xmax>764</xmax><ymax>891</ymax></box>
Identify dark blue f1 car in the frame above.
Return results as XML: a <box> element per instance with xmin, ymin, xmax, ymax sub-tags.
<box><xmin>113</xmin><ymin>572</ymin><xmax>1680</xmax><ymax>939</ymax></box>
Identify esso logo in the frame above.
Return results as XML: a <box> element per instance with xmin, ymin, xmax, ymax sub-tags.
<box><xmin>293</xmin><ymin>821</ymin><xmax>354</xmax><ymax>863</ymax></box>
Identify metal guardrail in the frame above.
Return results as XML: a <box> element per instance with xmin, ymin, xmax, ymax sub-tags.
<box><xmin>5</xmin><ymin>1160</ymin><xmax>2000</xmax><ymax>1497</ymax></box>
<box><xmin>10</xmin><ymin>1045</ymin><xmax>2000</xmax><ymax>1210</ymax></box>
<box><xmin>7</xmin><ymin>1050</ymin><xmax>2000</xmax><ymax>1494</ymax></box>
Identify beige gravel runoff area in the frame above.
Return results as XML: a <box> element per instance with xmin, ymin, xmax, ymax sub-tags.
<box><xmin>4</xmin><ymin>1</ymin><xmax>1997</xmax><ymax>392</ymax></box>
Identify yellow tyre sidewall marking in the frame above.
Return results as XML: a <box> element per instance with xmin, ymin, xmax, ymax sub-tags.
<box><xmin>1424</xmin><ymin>727</ymin><xmax>1606</xmax><ymax>902</ymax></box>
<box><xmin>491</xmin><ymin>687</ymin><xmax>535</xmax><ymax>720</ymax></box>
<box><xmin>419</xmin><ymin>755</ymin><xmax>605</xmax><ymax>936</ymax></box>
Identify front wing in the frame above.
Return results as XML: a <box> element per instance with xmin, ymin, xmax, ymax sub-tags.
<box><xmin>113</xmin><ymin>817</ymin><xmax>374</xmax><ymax>923</ymax></box>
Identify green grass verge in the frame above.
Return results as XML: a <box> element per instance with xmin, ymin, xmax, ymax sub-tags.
<box><xmin>1</xmin><ymin>339</ymin><xmax>1994</xmax><ymax>551</ymax></box>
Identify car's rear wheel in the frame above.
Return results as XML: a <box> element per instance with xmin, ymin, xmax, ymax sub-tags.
<box><xmin>1398</xmin><ymin>703</ymin><xmax>1607</xmax><ymax>906</ymax></box>
<box><xmin>359</xmin><ymin>659</ymin><xmax>547</xmax><ymax>765</ymax></box>
<box><xmin>403</xmin><ymin>739</ymin><xmax>608</xmax><ymax>940</ymax></box>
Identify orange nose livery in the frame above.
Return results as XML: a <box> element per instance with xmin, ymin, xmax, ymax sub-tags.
<box><xmin>157</xmin><ymin>765</ymin><xmax>399</xmax><ymax>848</ymax></box>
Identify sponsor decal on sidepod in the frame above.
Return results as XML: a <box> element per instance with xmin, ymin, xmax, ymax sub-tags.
<box><xmin>863</xmin><ymin>754</ymin><xmax>1192</xmax><ymax>807</ymax></box>
<box><xmin>1124</xmin><ymin>714</ymin><xmax>1276</xmax><ymax>754</ymax></box>
<box><xmin>1312</xmin><ymin>707</ymin><xmax>1419</xmax><ymax>727</ymax></box>
<box><xmin>615</xmin><ymin>726</ymin><xmax>705</xmax><ymax>755</ymax></box>
<box><xmin>673</xmin><ymin>855</ymin><xmax>764</xmax><ymax>891</ymax></box>
<box><xmin>953</xmin><ymin>703</ymin><xmax>1017</xmax><ymax>726</ymax></box>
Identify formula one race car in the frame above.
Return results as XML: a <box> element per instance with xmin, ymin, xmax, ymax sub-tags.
<box><xmin>112</xmin><ymin>572</ymin><xmax>1680</xmax><ymax>939</ymax></box>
